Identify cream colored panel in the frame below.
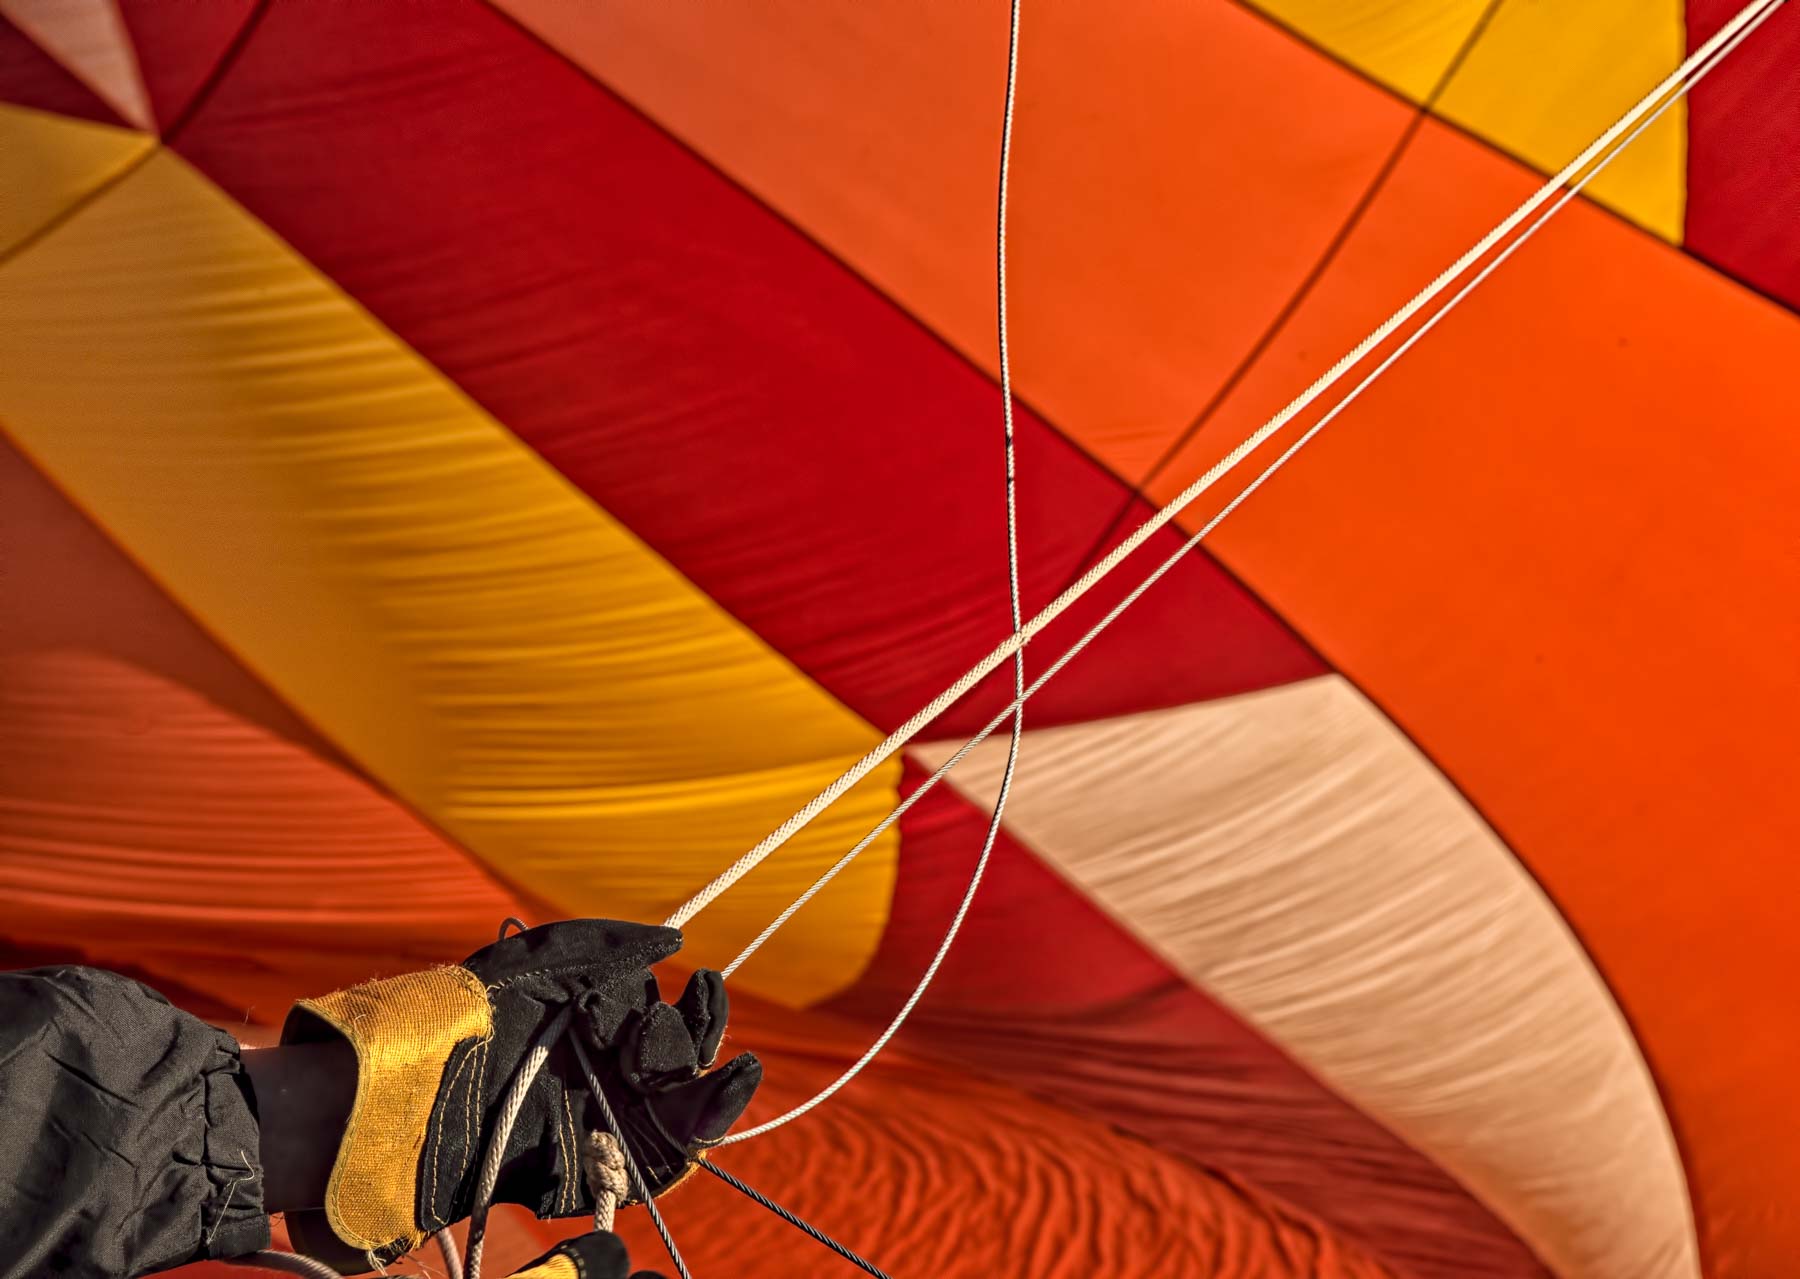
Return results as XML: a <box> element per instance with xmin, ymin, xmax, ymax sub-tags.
<box><xmin>914</xmin><ymin>675</ymin><xmax>1696</xmax><ymax>1279</ymax></box>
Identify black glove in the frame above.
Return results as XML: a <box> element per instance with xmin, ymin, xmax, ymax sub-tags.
<box><xmin>507</xmin><ymin>1231</ymin><xmax>665</xmax><ymax>1279</ymax></box>
<box><xmin>282</xmin><ymin>920</ymin><xmax>760</xmax><ymax>1266</ymax></box>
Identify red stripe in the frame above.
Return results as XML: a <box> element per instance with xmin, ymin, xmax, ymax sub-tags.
<box><xmin>165</xmin><ymin>0</ymin><xmax>1323</xmax><ymax>737</ymax></box>
<box><xmin>115</xmin><ymin>0</ymin><xmax>259</xmax><ymax>133</ymax></box>
<box><xmin>827</xmin><ymin>760</ymin><xmax>1549</xmax><ymax>1279</ymax></box>
<box><xmin>1685</xmin><ymin>0</ymin><xmax>1800</xmax><ymax>310</ymax></box>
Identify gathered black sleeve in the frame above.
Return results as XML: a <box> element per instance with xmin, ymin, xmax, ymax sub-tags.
<box><xmin>0</xmin><ymin>967</ymin><xmax>270</xmax><ymax>1278</ymax></box>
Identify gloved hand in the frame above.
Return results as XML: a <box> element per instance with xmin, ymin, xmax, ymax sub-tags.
<box><xmin>507</xmin><ymin>1231</ymin><xmax>666</xmax><ymax>1279</ymax></box>
<box><xmin>280</xmin><ymin>920</ymin><xmax>761</xmax><ymax>1267</ymax></box>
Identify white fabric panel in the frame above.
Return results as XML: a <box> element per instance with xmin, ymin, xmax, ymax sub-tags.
<box><xmin>1</xmin><ymin>0</ymin><xmax>151</xmax><ymax>129</ymax></box>
<box><xmin>913</xmin><ymin>674</ymin><xmax>1696</xmax><ymax>1279</ymax></box>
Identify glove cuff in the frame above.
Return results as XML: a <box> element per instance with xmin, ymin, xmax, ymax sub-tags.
<box><xmin>283</xmin><ymin>965</ymin><xmax>493</xmax><ymax>1255</ymax></box>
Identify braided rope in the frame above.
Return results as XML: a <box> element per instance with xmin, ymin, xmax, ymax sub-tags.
<box><xmin>663</xmin><ymin>0</ymin><xmax>1787</xmax><ymax>935</ymax></box>
<box><xmin>708</xmin><ymin>0</ymin><xmax>1784</xmax><ymax>1147</ymax></box>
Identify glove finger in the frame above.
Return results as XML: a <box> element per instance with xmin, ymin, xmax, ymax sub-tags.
<box><xmin>462</xmin><ymin>919</ymin><xmax>684</xmax><ymax>989</ymax></box>
<box><xmin>621</xmin><ymin>1001</ymin><xmax>700</xmax><ymax>1090</ymax></box>
<box><xmin>651</xmin><ymin>1051</ymin><xmax>763</xmax><ymax>1145</ymax></box>
<box><xmin>673</xmin><ymin>968</ymin><xmax>728</xmax><ymax>1068</ymax></box>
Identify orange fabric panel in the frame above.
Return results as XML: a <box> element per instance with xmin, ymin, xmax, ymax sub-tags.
<box><xmin>1156</xmin><ymin>120</ymin><xmax>1800</xmax><ymax>1274</ymax></box>
<box><xmin>0</xmin><ymin>433</ymin><xmax>335</xmax><ymax>760</ymax></box>
<box><xmin>499</xmin><ymin>0</ymin><xmax>1412</xmax><ymax>481</ymax></box>
<box><xmin>1247</xmin><ymin>0</ymin><xmax>1688</xmax><ymax>239</ymax></box>
<box><xmin>0</xmin><ymin>648</ymin><xmax>534</xmax><ymax>1020</ymax></box>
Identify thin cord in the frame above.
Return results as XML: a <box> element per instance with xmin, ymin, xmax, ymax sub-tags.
<box><xmin>718</xmin><ymin>0</ymin><xmax>1029</xmax><ymax>1145</ymax></box>
<box><xmin>697</xmin><ymin>1161</ymin><xmax>892</xmax><ymax>1279</ymax></box>
<box><xmin>569</xmin><ymin>1035</ymin><xmax>694</xmax><ymax>1279</ymax></box>
<box><xmin>712</xmin><ymin>0</ymin><xmax>1777</xmax><ymax>1147</ymax></box>
<box><xmin>660</xmin><ymin>0</ymin><xmax>1784</xmax><ymax>936</ymax></box>
<box><xmin>723</xmin><ymin>0</ymin><xmax>1024</xmax><ymax>1006</ymax></box>
<box><xmin>465</xmin><ymin>1020</ymin><xmax>695</xmax><ymax>1279</ymax></box>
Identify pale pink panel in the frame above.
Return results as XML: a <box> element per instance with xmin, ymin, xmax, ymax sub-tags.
<box><xmin>0</xmin><ymin>0</ymin><xmax>150</xmax><ymax>128</ymax></box>
<box><xmin>913</xmin><ymin>675</ymin><xmax>1695</xmax><ymax>1279</ymax></box>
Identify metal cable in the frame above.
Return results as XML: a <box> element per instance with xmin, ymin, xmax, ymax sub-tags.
<box><xmin>698</xmin><ymin>1161</ymin><xmax>892</xmax><ymax>1279</ymax></box>
<box><xmin>569</xmin><ymin>1035</ymin><xmax>693</xmax><ymax>1279</ymax></box>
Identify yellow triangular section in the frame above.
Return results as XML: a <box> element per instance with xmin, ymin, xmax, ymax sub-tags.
<box><xmin>0</xmin><ymin>102</ymin><xmax>153</xmax><ymax>257</ymax></box>
<box><xmin>0</xmin><ymin>149</ymin><xmax>900</xmax><ymax>1007</ymax></box>
<box><xmin>1249</xmin><ymin>0</ymin><xmax>1686</xmax><ymax>241</ymax></box>
<box><xmin>0</xmin><ymin>0</ymin><xmax>152</xmax><ymax>130</ymax></box>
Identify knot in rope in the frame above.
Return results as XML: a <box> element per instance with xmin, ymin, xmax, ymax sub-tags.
<box><xmin>581</xmin><ymin>1131</ymin><xmax>630</xmax><ymax>1232</ymax></box>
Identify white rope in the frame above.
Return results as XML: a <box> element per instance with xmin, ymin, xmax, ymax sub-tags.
<box><xmin>717</xmin><ymin>0</ymin><xmax>1028</xmax><ymax>1140</ymax></box>
<box><xmin>232</xmin><ymin>1251</ymin><xmax>341</xmax><ymax>1278</ymax></box>
<box><xmin>463</xmin><ymin>1008</ymin><xmax>570</xmax><ymax>1279</ymax></box>
<box><xmin>460</xmin><ymin>1014</ymin><xmax>693</xmax><ymax>1279</ymax></box>
<box><xmin>726</xmin><ymin>0</ymin><xmax>1026</xmax><ymax>985</ymax></box>
<box><xmin>433</xmin><ymin>1229</ymin><xmax>463</xmax><ymax>1279</ymax></box>
<box><xmin>706</xmin><ymin>0</ymin><xmax>1780</xmax><ymax>1145</ymax></box>
<box><xmin>662</xmin><ymin>0</ymin><xmax>1785</xmax><ymax>935</ymax></box>
<box><xmin>581</xmin><ymin>1132</ymin><xmax>628</xmax><ymax>1233</ymax></box>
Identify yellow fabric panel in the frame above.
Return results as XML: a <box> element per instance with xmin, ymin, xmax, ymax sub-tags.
<box><xmin>1253</xmin><ymin>0</ymin><xmax>1489</xmax><ymax>102</ymax></box>
<box><xmin>1249</xmin><ymin>0</ymin><xmax>1686</xmax><ymax>239</ymax></box>
<box><xmin>0</xmin><ymin>103</ymin><xmax>150</xmax><ymax>256</ymax></box>
<box><xmin>0</xmin><ymin>150</ymin><xmax>899</xmax><ymax>1006</ymax></box>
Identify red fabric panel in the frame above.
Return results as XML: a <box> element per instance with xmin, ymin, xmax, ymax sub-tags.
<box><xmin>1685</xmin><ymin>0</ymin><xmax>1800</xmax><ymax>309</ymax></box>
<box><xmin>167</xmin><ymin>0</ymin><xmax>1323</xmax><ymax>738</ymax></box>
<box><xmin>823</xmin><ymin>761</ymin><xmax>1549</xmax><ymax>1279</ymax></box>
<box><xmin>0</xmin><ymin>14</ymin><xmax>121</xmax><ymax>124</ymax></box>
<box><xmin>114</xmin><ymin>0</ymin><xmax>258</xmax><ymax>131</ymax></box>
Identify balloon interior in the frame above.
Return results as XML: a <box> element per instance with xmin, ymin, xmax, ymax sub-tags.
<box><xmin>1</xmin><ymin>2</ymin><xmax>1796</xmax><ymax>1276</ymax></box>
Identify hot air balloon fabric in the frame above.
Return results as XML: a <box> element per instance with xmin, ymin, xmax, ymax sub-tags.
<box><xmin>2</xmin><ymin>2</ymin><xmax>1797</xmax><ymax>1276</ymax></box>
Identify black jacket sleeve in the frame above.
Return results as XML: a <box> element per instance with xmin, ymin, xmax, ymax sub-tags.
<box><xmin>0</xmin><ymin>967</ymin><xmax>270</xmax><ymax>1278</ymax></box>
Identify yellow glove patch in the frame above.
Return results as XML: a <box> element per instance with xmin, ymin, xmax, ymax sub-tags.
<box><xmin>286</xmin><ymin>965</ymin><xmax>492</xmax><ymax>1252</ymax></box>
